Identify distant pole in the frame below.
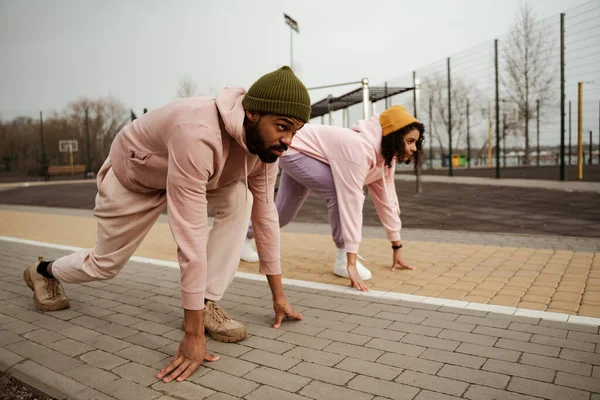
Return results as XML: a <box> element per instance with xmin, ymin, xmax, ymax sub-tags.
<box><xmin>503</xmin><ymin>113</ymin><xmax>507</xmax><ymax>167</ymax></box>
<box><xmin>39</xmin><ymin>111</ymin><xmax>48</xmax><ymax>180</ymax></box>
<box><xmin>362</xmin><ymin>78</ymin><xmax>370</xmax><ymax>119</ymax></box>
<box><xmin>589</xmin><ymin>130</ymin><xmax>593</xmax><ymax>165</ymax></box>
<box><xmin>467</xmin><ymin>99</ymin><xmax>471</xmax><ymax>169</ymax></box>
<box><xmin>413</xmin><ymin>71</ymin><xmax>418</xmax><ymax>118</ymax></box>
<box><xmin>536</xmin><ymin>99</ymin><xmax>540</xmax><ymax>167</ymax></box>
<box><xmin>447</xmin><ymin>57</ymin><xmax>453</xmax><ymax>177</ymax></box>
<box><xmin>413</xmin><ymin>71</ymin><xmax>422</xmax><ymax>193</ymax></box>
<box><xmin>598</xmin><ymin>101</ymin><xmax>599</xmax><ymax>165</ymax></box>
<box><xmin>569</xmin><ymin>100</ymin><xmax>572</xmax><ymax>166</ymax></box>
<box><xmin>85</xmin><ymin>109</ymin><xmax>92</xmax><ymax>177</ymax></box>
<box><xmin>284</xmin><ymin>14</ymin><xmax>299</xmax><ymax>71</ymax></box>
<box><xmin>429</xmin><ymin>97</ymin><xmax>433</xmax><ymax>169</ymax></box>
<box><xmin>384</xmin><ymin>82</ymin><xmax>389</xmax><ymax>109</ymax></box>
<box><xmin>560</xmin><ymin>13</ymin><xmax>566</xmax><ymax>181</ymax></box>
<box><xmin>487</xmin><ymin>101</ymin><xmax>492</xmax><ymax>167</ymax></box>
<box><xmin>577</xmin><ymin>82</ymin><xmax>583</xmax><ymax>180</ymax></box>
<box><xmin>495</xmin><ymin>39</ymin><xmax>500</xmax><ymax>179</ymax></box>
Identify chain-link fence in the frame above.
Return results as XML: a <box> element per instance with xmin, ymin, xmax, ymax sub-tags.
<box><xmin>376</xmin><ymin>0</ymin><xmax>600</xmax><ymax>178</ymax></box>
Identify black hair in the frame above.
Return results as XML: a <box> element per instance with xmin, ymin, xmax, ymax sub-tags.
<box><xmin>381</xmin><ymin>122</ymin><xmax>425</xmax><ymax>167</ymax></box>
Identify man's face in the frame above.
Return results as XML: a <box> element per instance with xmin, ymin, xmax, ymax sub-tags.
<box><xmin>245</xmin><ymin>112</ymin><xmax>305</xmax><ymax>163</ymax></box>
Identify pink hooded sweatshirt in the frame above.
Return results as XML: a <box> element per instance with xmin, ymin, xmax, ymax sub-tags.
<box><xmin>109</xmin><ymin>87</ymin><xmax>280</xmax><ymax>310</ymax></box>
<box><xmin>284</xmin><ymin>116</ymin><xmax>402</xmax><ymax>254</ymax></box>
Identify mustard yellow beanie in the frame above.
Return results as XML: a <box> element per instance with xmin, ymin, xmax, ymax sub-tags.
<box><xmin>379</xmin><ymin>105</ymin><xmax>418</xmax><ymax>136</ymax></box>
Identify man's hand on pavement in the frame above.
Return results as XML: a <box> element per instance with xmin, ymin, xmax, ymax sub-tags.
<box><xmin>156</xmin><ymin>332</ymin><xmax>219</xmax><ymax>383</ymax></box>
<box><xmin>273</xmin><ymin>297</ymin><xmax>303</xmax><ymax>328</ymax></box>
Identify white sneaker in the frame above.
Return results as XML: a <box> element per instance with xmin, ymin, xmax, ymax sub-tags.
<box><xmin>240</xmin><ymin>238</ymin><xmax>259</xmax><ymax>263</ymax></box>
<box><xmin>333</xmin><ymin>249</ymin><xmax>372</xmax><ymax>280</ymax></box>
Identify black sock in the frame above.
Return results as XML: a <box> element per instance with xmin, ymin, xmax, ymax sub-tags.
<box><xmin>36</xmin><ymin>261</ymin><xmax>55</xmax><ymax>279</ymax></box>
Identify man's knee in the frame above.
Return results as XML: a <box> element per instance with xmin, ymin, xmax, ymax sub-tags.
<box><xmin>85</xmin><ymin>254</ymin><xmax>127</xmax><ymax>280</ymax></box>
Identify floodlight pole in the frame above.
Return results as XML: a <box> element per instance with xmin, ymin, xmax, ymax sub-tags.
<box><xmin>284</xmin><ymin>14</ymin><xmax>299</xmax><ymax>71</ymax></box>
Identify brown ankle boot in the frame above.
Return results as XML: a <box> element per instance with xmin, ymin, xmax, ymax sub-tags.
<box><xmin>24</xmin><ymin>257</ymin><xmax>70</xmax><ymax>311</ymax></box>
<box><xmin>204</xmin><ymin>301</ymin><xmax>246</xmax><ymax>343</ymax></box>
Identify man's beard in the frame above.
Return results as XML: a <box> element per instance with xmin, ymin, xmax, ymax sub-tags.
<box><xmin>246</xmin><ymin>119</ymin><xmax>288</xmax><ymax>163</ymax></box>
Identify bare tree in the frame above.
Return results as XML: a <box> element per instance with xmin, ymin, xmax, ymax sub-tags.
<box><xmin>502</xmin><ymin>3</ymin><xmax>555</xmax><ymax>164</ymax></box>
<box><xmin>420</xmin><ymin>73</ymin><xmax>484</xmax><ymax>159</ymax></box>
<box><xmin>175</xmin><ymin>76</ymin><xmax>199</xmax><ymax>98</ymax></box>
<box><xmin>1</xmin><ymin>116</ymin><xmax>38</xmax><ymax>174</ymax></box>
<box><xmin>65</xmin><ymin>96</ymin><xmax>128</xmax><ymax>171</ymax></box>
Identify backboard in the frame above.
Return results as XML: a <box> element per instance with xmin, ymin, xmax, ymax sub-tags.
<box><xmin>59</xmin><ymin>140</ymin><xmax>78</xmax><ymax>153</ymax></box>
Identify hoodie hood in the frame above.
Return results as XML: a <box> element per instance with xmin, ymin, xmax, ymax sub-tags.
<box><xmin>351</xmin><ymin>115</ymin><xmax>385</xmax><ymax>166</ymax></box>
<box><xmin>215</xmin><ymin>86</ymin><xmax>250</xmax><ymax>154</ymax></box>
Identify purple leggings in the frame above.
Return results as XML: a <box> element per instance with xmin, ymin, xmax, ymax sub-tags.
<box><xmin>247</xmin><ymin>152</ymin><xmax>344</xmax><ymax>249</ymax></box>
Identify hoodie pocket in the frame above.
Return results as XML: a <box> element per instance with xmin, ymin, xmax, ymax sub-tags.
<box><xmin>125</xmin><ymin>150</ymin><xmax>153</xmax><ymax>188</ymax></box>
<box><xmin>128</xmin><ymin>150</ymin><xmax>151</xmax><ymax>163</ymax></box>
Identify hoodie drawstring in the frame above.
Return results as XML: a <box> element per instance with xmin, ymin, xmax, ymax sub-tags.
<box><xmin>242</xmin><ymin>156</ymin><xmax>271</xmax><ymax>204</ymax></box>
<box><xmin>264</xmin><ymin>164</ymin><xmax>269</xmax><ymax>204</ymax></box>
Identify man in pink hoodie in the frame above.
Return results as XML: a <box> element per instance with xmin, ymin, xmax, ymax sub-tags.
<box><xmin>22</xmin><ymin>66</ymin><xmax>311</xmax><ymax>383</ymax></box>
<box><xmin>244</xmin><ymin>106</ymin><xmax>423</xmax><ymax>291</ymax></box>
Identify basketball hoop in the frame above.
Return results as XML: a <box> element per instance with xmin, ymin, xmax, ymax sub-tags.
<box><xmin>58</xmin><ymin>140</ymin><xmax>79</xmax><ymax>176</ymax></box>
<box><xmin>59</xmin><ymin>140</ymin><xmax>78</xmax><ymax>153</ymax></box>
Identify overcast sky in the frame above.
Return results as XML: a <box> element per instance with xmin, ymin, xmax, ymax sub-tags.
<box><xmin>0</xmin><ymin>0</ymin><xmax>593</xmax><ymax>128</ymax></box>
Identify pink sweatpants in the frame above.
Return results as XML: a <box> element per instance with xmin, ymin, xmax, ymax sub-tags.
<box><xmin>51</xmin><ymin>157</ymin><xmax>252</xmax><ymax>303</ymax></box>
<box><xmin>247</xmin><ymin>152</ymin><xmax>344</xmax><ymax>249</ymax></box>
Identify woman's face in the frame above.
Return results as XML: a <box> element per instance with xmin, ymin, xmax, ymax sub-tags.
<box><xmin>401</xmin><ymin>129</ymin><xmax>420</xmax><ymax>161</ymax></box>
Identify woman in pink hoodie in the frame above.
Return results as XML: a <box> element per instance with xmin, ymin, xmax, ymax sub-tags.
<box><xmin>243</xmin><ymin>105</ymin><xmax>423</xmax><ymax>291</ymax></box>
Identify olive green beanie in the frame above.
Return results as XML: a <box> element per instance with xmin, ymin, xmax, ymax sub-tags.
<box><xmin>242</xmin><ymin>66</ymin><xmax>312</xmax><ymax>123</ymax></box>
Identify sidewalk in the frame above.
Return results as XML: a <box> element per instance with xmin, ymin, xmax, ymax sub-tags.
<box><xmin>395</xmin><ymin>174</ymin><xmax>600</xmax><ymax>193</ymax></box>
<box><xmin>2</xmin><ymin>204</ymin><xmax>600</xmax><ymax>319</ymax></box>
<box><xmin>1</xmin><ymin>239</ymin><xmax>600</xmax><ymax>400</ymax></box>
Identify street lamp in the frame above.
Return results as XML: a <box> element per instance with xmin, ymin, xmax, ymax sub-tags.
<box><xmin>284</xmin><ymin>13</ymin><xmax>299</xmax><ymax>71</ymax></box>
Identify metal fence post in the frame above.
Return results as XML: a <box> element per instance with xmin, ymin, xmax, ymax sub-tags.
<box><xmin>85</xmin><ymin>109</ymin><xmax>92</xmax><ymax>177</ymax></box>
<box><xmin>578</xmin><ymin>82</ymin><xmax>583</xmax><ymax>180</ymax></box>
<box><xmin>569</xmin><ymin>100</ymin><xmax>572</xmax><ymax>166</ymax></box>
<box><xmin>560</xmin><ymin>13</ymin><xmax>566</xmax><ymax>181</ymax></box>
<box><xmin>413</xmin><ymin>70</ymin><xmax>422</xmax><ymax>193</ymax></box>
<box><xmin>467</xmin><ymin>99</ymin><xmax>471</xmax><ymax>169</ymax></box>
<box><xmin>429</xmin><ymin>97</ymin><xmax>433</xmax><ymax>169</ymax></box>
<box><xmin>536</xmin><ymin>99</ymin><xmax>540</xmax><ymax>167</ymax></box>
<box><xmin>39</xmin><ymin>111</ymin><xmax>48</xmax><ymax>180</ymax></box>
<box><xmin>447</xmin><ymin>57</ymin><xmax>453</xmax><ymax>177</ymax></box>
<box><xmin>362</xmin><ymin>78</ymin><xmax>370</xmax><ymax>119</ymax></box>
<box><xmin>495</xmin><ymin>39</ymin><xmax>500</xmax><ymax>179</ymax></box>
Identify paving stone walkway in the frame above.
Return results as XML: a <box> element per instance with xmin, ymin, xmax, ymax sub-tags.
<box><xmin>1</xmin><ymin>240</ymin><xmax>599</xmax><ymax>400</ymax></box>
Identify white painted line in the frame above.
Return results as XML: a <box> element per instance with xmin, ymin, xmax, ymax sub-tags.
<box><xmin>311</xmin><ymin>283</ymin><xmax>347</xmax><ymax>293</ymax></box>
<box><xmin>514</xmin><ymin>309</ymin><xmax>569</xmax><ymax>322</ymax></box>
<box><xmin>465</xmin><ymin>303</ymin><xmax>517</xmax><ymax>315</ymax></box>
<box><xmin>2</xmin><ymin>235</ymin><xmax>600</xmax><ymax>327</ymax></box>
<box><xmin>282</xmin><ymin>279</ymin><xmax>318</xmax><ymax>288</ymax></box>
<box><xmin>0</xmin><ymin>236</ymin><xmax>86</xmax><ymax>253</ymax></box>
<box><xmin>382</xmin><ymin>292</ymin><xmax>427</xmax><ymax>303</ymax></box>
<box><xmin>421</xmin><ymin>297</ymin><xmax>470</xmax><ymax>308</ymax></box>
<box><xmin>234</xmin><ymin>272</ymin><xmax>265</xmax><ymax>282</ymax></box>
<box><xmin>568</xmin><ymin>315</ymin><xmax>600</xmax><ymax>326</ymax></box>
